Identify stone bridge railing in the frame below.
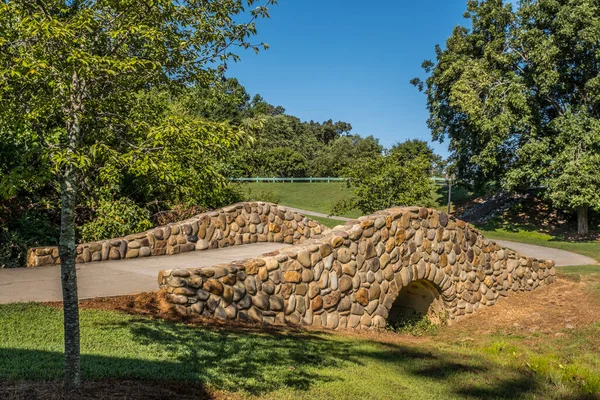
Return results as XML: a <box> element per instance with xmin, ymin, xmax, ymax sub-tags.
<box><xmin>26</xmin><ymin>202</ymin><xmax>326</xmax><ymax>267</ymax></box>
<box><xmin>159</xmin><ymin>205</ymin><xmax>556</xmax><ymax>329</ymax></box>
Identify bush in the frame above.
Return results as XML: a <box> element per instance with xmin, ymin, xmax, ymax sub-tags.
<box><xmin>386</xmin><ymin>315</ymin><xmax>438</xmax><ymax>337</ymax></box>
<box><xmin>332</xmin><ymin>141</ymin><xmax>436</xmax><ymax>215</ymax></box>
<box><xmin>0</xmin><ymin>208</ymin><xmax>59</xmax><ymax>268</ymax></box>
<box><xmin>79</xmin><ymin>198</ymin><xmax>153</xmax><ymax>243</ymax></box>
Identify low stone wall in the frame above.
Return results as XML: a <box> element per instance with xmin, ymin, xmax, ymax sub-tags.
<box><xmin>159</xmin><ymin>206</ymin><xmax>556</xmax><ymax>329</ymax></box>
<box><xmin>26</xmin><ymin>202</ymin><xmax>326</xmax><ymax>267</ymax></box>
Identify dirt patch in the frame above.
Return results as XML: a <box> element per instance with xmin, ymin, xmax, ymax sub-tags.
<box><xmin>0</xmin><ymin>380</ymin><xmax>239</xmax><ymax>400</ymax></box>
<box><xmin>443</xmin><ymin>278</ymin><xmax>600</xmax><ymax>337</ymax></box>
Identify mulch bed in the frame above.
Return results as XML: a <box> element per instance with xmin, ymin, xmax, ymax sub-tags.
<box><xmin>0</xmin><ymin>380</ymin><xmax>239</xmax><ymax>400</ymax></box>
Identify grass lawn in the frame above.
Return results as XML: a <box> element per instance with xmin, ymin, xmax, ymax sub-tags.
<box><xmin>2</xmin><ymin>292</ymin><xmax>600</xmax><ymax>399</ymax></box>
<box><xmin>241</xmin><ymin>182</ymin><xmax>362</xmax><ymax>219</ymax></box>
<box><xmin>307</xmin><ymin>215</ymin><xmax>348</xmax><ymax>228</ymax></box>
<box><xmin>240</xmin><ymin>182</ymin><xmax>470</xmax><ymax>221</ymax></box>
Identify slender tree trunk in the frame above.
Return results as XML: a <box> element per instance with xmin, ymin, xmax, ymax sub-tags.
<box><xmin>577</xmin><ymin>205</ymin><xmax>589</xmax><ymax>236</ymax></box>
<box><xmin>61</xmin><ymin>71</ymin><xmax>83</xmax><ymax>390</ymax></box>
<box><xmin>59</xmin><ymin>166</ymin><xmax>81</xmax><ymax>390</ymax></box>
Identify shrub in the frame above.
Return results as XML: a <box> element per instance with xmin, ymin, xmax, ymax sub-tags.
<box><xmin>79</xmin><ymin>198</ymin><xmax>152</xmax><ymax>243</ymax></box>
<box><xmin>0</xmin><ymin>208</ymin><xmax>59</xmax><ymax>268</ymax></box>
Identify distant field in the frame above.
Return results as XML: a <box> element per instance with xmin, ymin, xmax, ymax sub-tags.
<box><xmin>240</xmin><ymin>182</ymin><xmax>468</xmax><ymax>218</ymax></box>
<box><xmin>240</xmin><ymin>182</ymin><xmax>362</xmax><ymax>219</ymax></box>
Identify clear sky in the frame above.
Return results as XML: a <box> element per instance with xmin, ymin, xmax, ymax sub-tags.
<box><xmin>227</xmin><ymin>0</ymin><xmax>476</xmax><ymax>158</ymax></box>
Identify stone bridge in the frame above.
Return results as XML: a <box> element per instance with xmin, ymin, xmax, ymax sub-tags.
<box><xmin>27</xmin><ymin>202</ymin><xmax>326</xmax><ymax>267</ymax></box>
<box><xmin>156</xmin><ymin>202</ymin><xmax>556</xmax><ymax>329</ymax></box>
<box><xmin>27</xmin><ymin>202</ymin><xmax>556</xmax><ymax>329</ymax></box>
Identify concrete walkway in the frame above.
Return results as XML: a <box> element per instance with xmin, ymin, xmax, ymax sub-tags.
<box><xmin>494</xmin><ymin>240</ymin><xmax>597</xmax><ymax>267</ymax></box>
<box><xmin>0</xmin><ymin>243</ymin><xmax>286</xmax><ymax>304</ymax></box>
<box><xmin>284</xmin><ymin>206</ymin><xmax>353</xmax><ymax>223</ymax></box>
<box><xmin>1</xmin><ymin>236</ymin><xmax>594</xmax><ymax>305</ymax></box>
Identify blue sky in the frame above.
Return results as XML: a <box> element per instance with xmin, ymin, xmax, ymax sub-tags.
<box><xmin>227</xmin><ymin>0</ymin><xmax>478</xmax><ymax>157</ymax></box>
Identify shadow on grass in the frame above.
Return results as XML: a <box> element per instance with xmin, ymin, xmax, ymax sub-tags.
<box><xmin>0</xmin><ymin>316</ymin><xmax>353</xmax><ymax>396</ymax></box>
<box><xmin>1</xmin><ymin>309</ymin><xmax>544</xmax><ymax>399</ymax></box>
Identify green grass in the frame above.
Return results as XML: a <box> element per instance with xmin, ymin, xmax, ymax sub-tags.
<box><xmin>241</xmin><ymin>182</ymin><xmax>471</xmax><ymax>220</ymax></box>
<box><xmin>241</xmin><ymin>182</ymin><xmax>362</xmax><ymax>219</ymax></box>
<box><xmin>1</xmin><ymin>303</ymin><xmax>599</xmax><ymax>399</ymax></box>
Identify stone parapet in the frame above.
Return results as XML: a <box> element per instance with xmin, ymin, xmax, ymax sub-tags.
<box><xmin>159</xmin><ymin>206</ymin><xmax>556</xmax><ymax>329</ymax></box>
<box><xmin>26</xmin><ymin>202</ymin><xmax>326</xmax><ymax>267</ymax></box>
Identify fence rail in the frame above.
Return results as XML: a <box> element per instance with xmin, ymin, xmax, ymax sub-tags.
<box><xmin>230</xmin><ymin>177</ymin><xmax>449</xmax><ymax>185</ymax></box>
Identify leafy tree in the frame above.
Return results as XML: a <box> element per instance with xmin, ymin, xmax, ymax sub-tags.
<box><xmin>231</xmin><ymin>114</ymin><xmax>321</xmax><ymax>176</ymax></box>
<box><xmin>310</xmin><ymin>134</ymin><xmax>383</xmax><ymax>177</ymax></box>
<box><xmin>413</xmin><ymin>0</ymin><xmax>600</xmax><ymax>234</ymax></box>
<box><xmin>181</xmin><ymin>78</ymin><xmax>252</xmax><ymax>124</ymax></box>
<box><xmin>248</xmin><ymin>94</ymin><xmax>286</xmax><ymax>117</ymax></box>
<box><xmin>308</xmin><ymin>119</ymin><xmax>353</xmax><ymax>145</ymax></box>
<box><xmin>388</xmin><ymin>139</ymin><xmax>444</xmax><ymax>177</ymax></box>
<box><xmin>333</xmin><ymin>140</ymin><xmax>435</xmax><ymax>215</ymax></box>
<box><xmin>262</xmin><ymin>147</ymin><xmax>309</xmax><ymax>177</ymax></box>
<box><xmin>0</xmin><ymin>0</ymin><xmax>274</xmax><ymax>389</ymax></box>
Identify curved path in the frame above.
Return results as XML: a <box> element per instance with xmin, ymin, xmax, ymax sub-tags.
<box><xmin>493</xmin><ymin>240</ymin><xmax>597</xmax><ymax>267</ymax></box>
<box><xmin>283</xmin><ymin>206</ymin><xmax>353</xmax><ymax>222</ymax></box>
<box><xmin>0</xmin><ymin>243</ymin><xmax>285</xmax><ymax>304</ymax></box>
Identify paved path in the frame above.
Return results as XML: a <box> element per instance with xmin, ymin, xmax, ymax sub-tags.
<box><xmin>284</xmin><ymin>206</ymin><xmax>353</xmax><ymax>223</ymax></box>
<box><xmin>494</xmin><ymin>240</ymin><xmax>597</xmax><ymax>267</ymax></box>
<box><xmin>0</xmin><ymin>243</ymin><xmax>286</xmax><ymax>304</ymax></box>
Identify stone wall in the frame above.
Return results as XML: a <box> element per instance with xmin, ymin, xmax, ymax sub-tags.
<box><xmin>159</xmin><ymin>206</ymin><xmax>556</xmax><ymax>329</ymax></box>
<box><xmin>26</xmin><ymin>202</ymin><xmax>326</xmax><ymax>267</ymax></box>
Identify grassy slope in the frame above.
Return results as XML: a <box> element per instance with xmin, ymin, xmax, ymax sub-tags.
<box><xmin>241</xmin><ymin>182</ymin><xmax>362</xmax><ymax>219</ymax></box>
<box><xmin>1</xmin><ymin>300</ymin><xmax>599</xmax><ymax>399</ymax></box>
<box><xmin>240</xmin><ymin>183</ymin><xmax>466</xmax><ymax>222</ymax></box>
<box><xmin>307</xmin><ymin>215</ymin><xmax>348</xmax><ymax>229</ymax></box>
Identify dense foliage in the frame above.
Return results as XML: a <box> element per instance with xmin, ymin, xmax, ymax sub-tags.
<box><xmin>413</xmin><ymin>0</ymin><xmax>600</xmax><ymax>233</ymax></box>
<box><xmin>188</xmin><ymin>78</ymin><xmax>384</xmax><ymax>178</ymax></box>
<box><xmin>0</xmin><ymin>0</ymin><xmax>279</xmax><ymax>388</ymax></box>
<box><xmin>333</xmin><ymin>140</ymin><xmax>437</xmax><ymax>215</ymax></box>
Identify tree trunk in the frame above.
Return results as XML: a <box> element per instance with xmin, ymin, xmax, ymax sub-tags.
<box><xmin>61</xmin><ymin>71</ymin><xmax>83</xmax><ymax>390</ymax></box>
<box><xmin>59</xmin><ymin>166</ymin><xmax>81</xmax><ymax>390</ymax></box>
<box><xmin>577</xmin><ymin>205</ymin><xmax>589</xmax><ymax>236</ymax></box>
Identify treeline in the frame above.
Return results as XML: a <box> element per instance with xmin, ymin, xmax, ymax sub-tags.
<box><xmin>0</xmin><ymin>78</ymin><xmax>388</xmax><ymax>267</ymax></box>
<box><xmin>184</xmin><ymin>78</ymin><xmax>384</xmax><ymax>178</ymax></box>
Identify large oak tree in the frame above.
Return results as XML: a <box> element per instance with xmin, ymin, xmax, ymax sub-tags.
<box><xmin>413</xmin><ymin>0</ymin><xmax>600</xmax><ymax>234</ymax></box>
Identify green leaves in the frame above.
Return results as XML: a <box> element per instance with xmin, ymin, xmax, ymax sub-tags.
<box><xmin>0</xmin><ymin>0</ymin><xmax>275</xmax><ymax>203</ymax></box>
<box><xmin>417</xmin><ymin>0</ymin><xmax>600</xmax><ymax>217</ymax></box>
<box><xmin>334</xmin><ymin>140</ymin><xmax>436</xmax><ymax>215</ymax></box>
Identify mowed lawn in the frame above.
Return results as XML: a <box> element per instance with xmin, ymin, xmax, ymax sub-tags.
<box><xmin>241</xmin><ymin>182</ymin><xmax>362</xmax><ymax>219</ymax></box>
<box><xmin>240</xmin><ymin>182</ymin><xmax>461</xmax><ymax>225</ymax></box>
<box><xmin>2</xmin><ymin>265</ymin><xmax>600</xmax><ymax>400</ymax></box>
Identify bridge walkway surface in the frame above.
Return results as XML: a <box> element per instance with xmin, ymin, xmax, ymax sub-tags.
<box><xmin>494</xmin><ymin>240</ymin><xmax>597</xmax><ymax>267</ymax></box>
<box><xmin>0</xmin><ymin>243</ymin><xmax>285</xmax><ymax>304</ymax></box>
